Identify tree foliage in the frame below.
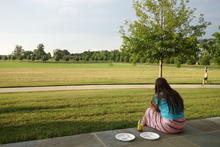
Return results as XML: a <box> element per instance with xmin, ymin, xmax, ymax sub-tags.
<box><xmin>12</xmin><ymin>45</ymin><xmax>24</xmax><ymax>59</ymax></box>
<box><xmin>212</xmin><ymin>26</ymin><xmax>220</xmax><ymax>64</ymax></box>
<box><xmin>53</xmin><ymin>49</ymin><xmax>70</xmax><ymax>61</ymax></box>
<box><xmin>120</xmin><ymin>0</ymin><xmax>210</xmax><ymax>76</ymax></box>
<box><xmin>34</xmin><ymin>44</ymin><xmax>47</xmax><ymax>60</ymax></box>
<box><xmin>198</xmin><ymin>38</ymin><xmax>215</xmax><ymax>65</ymax></box>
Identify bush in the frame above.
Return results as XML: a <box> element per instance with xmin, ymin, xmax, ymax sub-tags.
<box><xmin>214</xmin><ymin>57</ymin><xmax>220</xmax><ymax>65</ymax></box>
<box><xmin>140</xmin><ymin>57</ymin><xmax>147</xmax><ymax>63</ymax></box>
<box><xmin>4</xmin><ymin>56</ymin><xmax>8</xmax><ymax>60</ymax></box>
<box><xmin>27</xmin><ymin>55</ymin><xmax>32</xmax><ymax>60</ymax></box>
<box><xmin>200</xmin><ymin>51</ymin><xmax>211</xmax><ymax>65</ymax></box>
<box><xmin>174</xmin><ymin>57</ymin><xmax>181</xmax><ymax>68</ymax></box>
<box><xmin>63</xmin><ymin>56</ymin><xmax>70</xmax><ymax>61</ymax></box>
<box><xmin>123</xmin><ymin>56</ymin><xmax>129</xmax><ymax>63</ymax></box>
<box><xmin>12</xmin><ymin>56</ymin><xmax>16</xmax><ymax>60</ymax></box>
<box><xmin>186</xmin><ymin>59</ymin><xmax>196</xmax><ymax>65</ymax></box>
<box><xmin>41</xmin><ymin>56</ymin><xmax>49</xmax><ymax>62</ymax></box>
<box><xmin>200</xmin><ymin>56</ymin><xmax>210</xmax><ymax>65</ymax></box>
<box><xmin>31</xmin><ymin>56</ymin><xmax>35</xmax><ymax>61</ymax></box>
<box><xmin>164</xmin><ymin>58</ymin><xmax>174</xmax><ymax>64</ymax></box>
<box><xmin>169</xmin><ymin>57</ymin><xmax>175</xmax><ymax>64</ymax></box>
<box><xmin>19</xmin><ymin>56</ymin><xmax>23</xmax><ymax>60</ymax></box>
<box><xmin>55</xmin><ymin>56</ymin><xmax>60</xmax><ymax>61</ymax></box>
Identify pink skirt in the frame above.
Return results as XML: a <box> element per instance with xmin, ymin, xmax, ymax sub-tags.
<box><xmin>143</xmin><ymin>108</ymin><xmax>185</xmax><ymax>134</ymax></box>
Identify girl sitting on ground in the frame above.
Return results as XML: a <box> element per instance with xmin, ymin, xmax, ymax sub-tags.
<box><xmin>140</xmin><ymin>77</ymin><xmax>185</xmax><ymax>134</ymax></box>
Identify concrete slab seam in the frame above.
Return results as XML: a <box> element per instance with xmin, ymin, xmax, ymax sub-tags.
<box><xmin>92</xmin><ymin>133</ymin><xmax>108</xmax><ymax>147</ymax></box>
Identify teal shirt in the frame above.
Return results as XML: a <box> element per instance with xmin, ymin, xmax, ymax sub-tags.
<box><xmin>153</xmin><ymin>94</ymin><xmax>184</xmax><ymax>120</ymax></box>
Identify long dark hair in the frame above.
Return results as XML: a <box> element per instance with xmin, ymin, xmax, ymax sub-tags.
<box><xmin>155</xmin><ymin>77</ymin><xmax>184</xmax><ymax>114</ymax></box>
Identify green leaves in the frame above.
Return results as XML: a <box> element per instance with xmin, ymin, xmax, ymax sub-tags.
<box><xmin>120</xmin><ymin>0</ymin><xmax>209</xmax><ymax>61</ymax></box>
<box><xmin>211</xmin><ymin>26</ymin><xmax>220</xmax><ymax>64</ymax></box>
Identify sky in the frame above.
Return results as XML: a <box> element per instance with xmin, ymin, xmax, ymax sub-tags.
<box><xmin>0</xmin><ymin>0</ymin><xmax>220</xmax><ymax>55</ymax></box>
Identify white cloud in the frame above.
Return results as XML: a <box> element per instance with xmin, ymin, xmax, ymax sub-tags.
<box><xmin>58</xmin><ymin>7</ymin><xmax>79</xmax><ymax>16</ymax></box>
<box><xmin>29</xmin><ymin>0</ymin><xmax>112</xmax><ymax>17</ymax></box>
<box><xmin>66</xmin><ymin>0</ymin><xmax>111</xmax><ymax>4</ymax></box>
<box><xmin>0</xmin><ymin>32</ymin><xmax>121</xmax><ymax>55</ymax></box>
<box><xmin>30</xmin><ymin>0</ymin><xmax>111</xmax><ymax>5</ymax></box>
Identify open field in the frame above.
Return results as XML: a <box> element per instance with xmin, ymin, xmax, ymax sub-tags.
<box><xmin>0</xmin><ymin>88</ymin><xmax>220</xmax><ymax>143</ymax></box>
<box><xmin>0</xmin><ymin>61</ymin><xmax>220</xmax><ymax>87</ymax></box>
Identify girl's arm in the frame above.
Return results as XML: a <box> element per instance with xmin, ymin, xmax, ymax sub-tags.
<box><xmin>151</xmin><ymin>99</ymin><xmax>157</xmax><ymax>109</ymax></box>
<box><xmin>151</xmin><ymin>96</ymin><xmax>160</xmax><ymax>112</ymax></box>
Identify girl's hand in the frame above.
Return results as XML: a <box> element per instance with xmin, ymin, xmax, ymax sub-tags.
<box><xmin>151</xmin><ymin>100</ymin><xmax>156</xmax><ymax>109</ymax></box>
<box><xmin>151</xmin><ymin>100</ymin><xmax>160</xmax><ymax>112</ymax></box>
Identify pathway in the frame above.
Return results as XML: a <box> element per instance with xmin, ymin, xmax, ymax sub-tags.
<box><xmin>0</xmin><ymin>84</ymin><xmax>220</xmax><ymax>93</ymax></box>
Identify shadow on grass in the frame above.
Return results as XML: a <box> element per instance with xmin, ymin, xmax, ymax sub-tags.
<box><xmin>0</xmin><ymin>100</ymin><xmax>145</xmax><ymax>114</ymax></box>
<box><xmin>0</xmin><ymin>120</ymin><xmax>137</xmax><ymax>144</ymax></box>
<box><xmin>0</xmin><ymin>105</ymin><xmax>71</xmax><ymax>114</ymax></box>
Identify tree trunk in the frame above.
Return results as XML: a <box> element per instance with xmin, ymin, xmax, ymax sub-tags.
<box><xmin>159</xmin><ymin>59</ymin><xmax>163</xmax><ymax>77</ymax></box>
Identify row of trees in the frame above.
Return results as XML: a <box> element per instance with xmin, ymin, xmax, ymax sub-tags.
<box><xmin>0</xmin><ymin>46</ymin><xmax>129</xmax><ymax>62</ymax></box>
<box><xmin>0</xmin><ymin>36</ymin><xmax>219</xmax><ymax>65</ymax></box>
<box><xmin>0</xmin><ymin>44</ymin><xmax>51</xmax><ymax>61</ymax></box>
<box><xmin>199</xmin><ymin>29</ymin><xmax>220</xmax><ymax>65</ymax></box>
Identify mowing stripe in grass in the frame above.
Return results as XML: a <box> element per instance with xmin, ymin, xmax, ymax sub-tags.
<box><xmin>1</xmin><ymin>62</ymin><xmax>220</xmax><ymax>87</ymax></box>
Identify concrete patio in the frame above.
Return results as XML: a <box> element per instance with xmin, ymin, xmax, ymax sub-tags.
<box><xmin>1</xmin><ymin>117</ymin><xmax>220</xmax><ymax>147</ymax></box>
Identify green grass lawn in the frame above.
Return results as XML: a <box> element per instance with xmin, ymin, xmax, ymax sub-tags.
<box><xmin>0</xmin><ymin>61</ymin><xmax>220</xmax><ymax>87</ymax></box>
<box><xmin>0</xmin><ymin>88</ymin><xmax>220</xmax><ymax>143</ymax></box>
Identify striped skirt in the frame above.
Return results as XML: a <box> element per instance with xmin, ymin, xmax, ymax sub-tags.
<box><xmin>143</xmin><ymin>108</ymin><xmax>185</xmax><ymax>134</ymax></box>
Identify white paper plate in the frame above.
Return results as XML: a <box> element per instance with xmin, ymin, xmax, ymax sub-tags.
<box><xmin>140</xmin><ymin>132</ymin><xmax>160</xmax><ymax>140</ymax></box>
<box><xmin>115</xmin><ymin>133</ymin><xmax>135</xmax><ymax>141</ymax></box>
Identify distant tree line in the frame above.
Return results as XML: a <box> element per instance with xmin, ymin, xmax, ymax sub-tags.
<box><xmin>1</xmin><ymin>26</ymin><xmax>220</xmax><ymax>65</ymax></box>
<box><xmin>0</xmin><ymin>44</ymin><xmax>51</xmax><ymax>62</ymax></box>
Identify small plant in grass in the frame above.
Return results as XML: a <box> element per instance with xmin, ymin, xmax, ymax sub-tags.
<box><xmin>174</xmin><ymin>57</ymin><xmax>181</xmax><ymax>68</ymax></box>
<box><xmin>176</xmin><ymin>62</ymin><xmax>181</xmax><ymax>68</ymax></box>
<box><xmin>109</xmin><ymin>60</ymin><xmax>113</xmax><ymax>66</ymax></box>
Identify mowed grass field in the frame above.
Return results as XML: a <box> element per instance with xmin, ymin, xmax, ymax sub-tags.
<box><xmin>1</xmin><ymin>88</ymin><xmax>220</xmax><ymax>143</ymax></box>
<box><xmin>0</xmin><ymin>61</ymin><xmax>220</xmax><ymax>87</ymax></box>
